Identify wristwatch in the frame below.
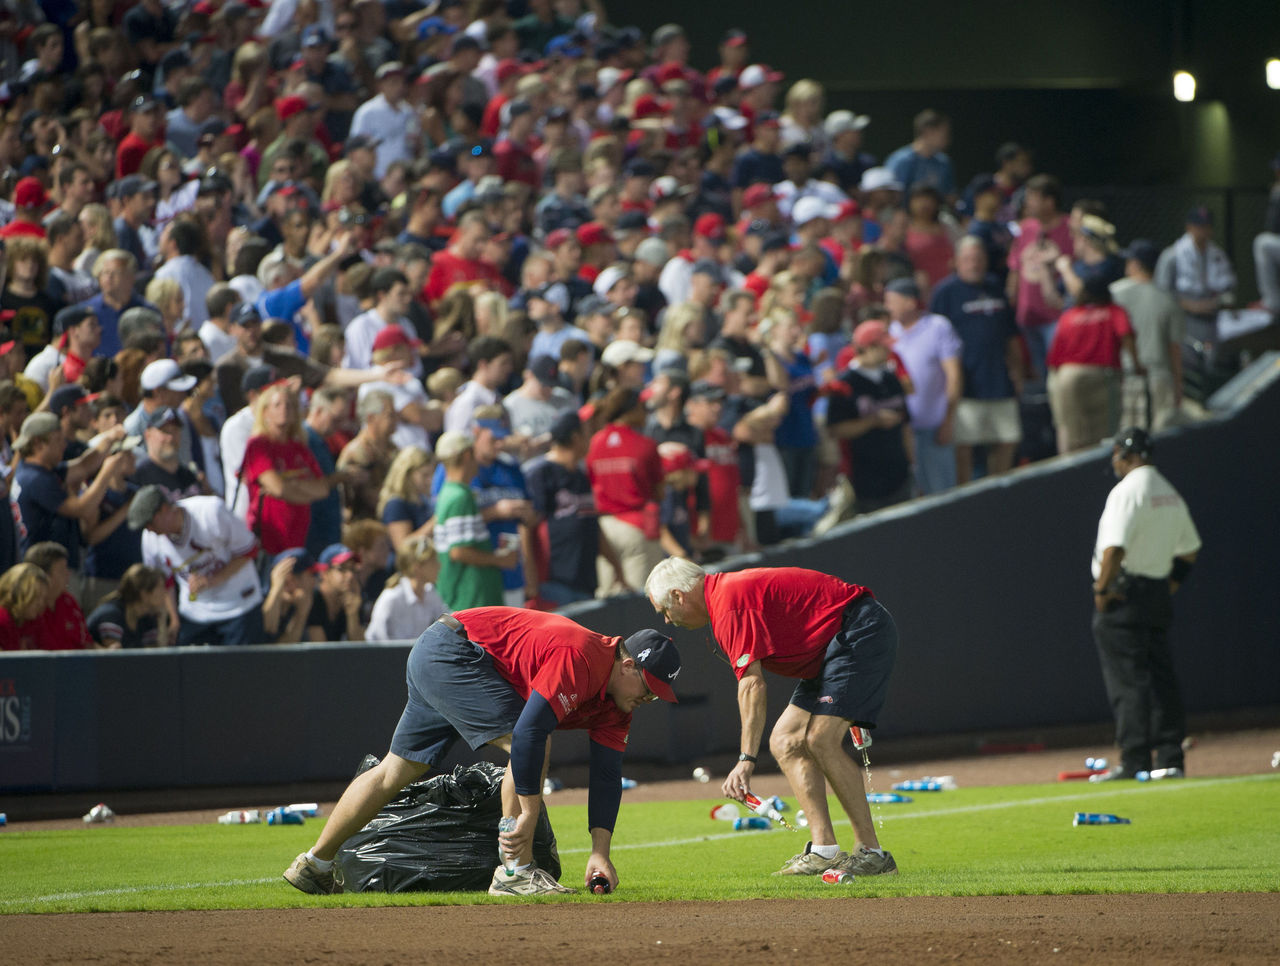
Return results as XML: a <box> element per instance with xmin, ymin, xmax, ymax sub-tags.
<box><xmin>738</xmin><ymin>753</ymin><xmax>758</xmax><ymax>763</ymax></box>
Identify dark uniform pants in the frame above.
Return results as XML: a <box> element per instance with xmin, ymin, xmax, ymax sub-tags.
<box><xmin>1091</xmin><ymin>576</ymin><xmax>1185</xmax><ymax>775</ymax></box>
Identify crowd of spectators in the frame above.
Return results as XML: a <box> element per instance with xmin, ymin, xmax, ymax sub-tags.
<box><xmin>0</xmin><ymin>1</ymin><xmax>1271</xmax><ymax>649</ymax></box>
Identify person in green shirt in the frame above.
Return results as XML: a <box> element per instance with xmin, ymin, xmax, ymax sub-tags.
<box><xmin>432</xmin><ymin>431</ymin><xmax>514</xmax><ymax>609</ymax></box>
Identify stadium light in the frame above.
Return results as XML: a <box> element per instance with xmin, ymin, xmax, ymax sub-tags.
<box><xmin>1173</xmin><ymin>71</ymin><xmax>1196</xmax><ymax>102</ymax></box>
<box><xmin>1267</xmin><ymin>59</ymin><xmax>1280</xmax><ymax>90</ymax></box>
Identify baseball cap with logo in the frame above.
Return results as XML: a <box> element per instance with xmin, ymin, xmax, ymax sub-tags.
<box><xmin>231</xmin><ymin>301</ymin><xmax>263</xmax><ymax>327</ymax></box>
<box><xmin>46</xmin><ymin>384</ymin><xmax>87</xmax><ymax>416</ymax></box>
<box><xmin>694</xmin><ymin>213</ymin><xmax>726</xmax><ymax>240</ymax></box>
<box><xmin>241</xmin><ymin>364</ymin><xmax>278</xmax><ymax>395</ymax></box>
<box><xmin>143</xmin><ymin>406</ymin><xmax>183</xmax><ymax>430</ymax></box>
<box><xmin>1186</xmin><ymin>205</ymin><xmax>1214</xmax><ymax>226</ymax></box>
<box><xmin>141</xmin><ymin>358</ymin><xmax>198</xmax><ymax>393</ymax></box>
<box><xmin>275</xmin><ymin>95</ymin><xmax>314</xmax><ymax>121</ymax></box>
<box><xmin>274</xmin><ymin>546</ymin><xmax>319</xmax><ymax>573</ymax></box>
<box><xmin>576</xmin><ymin>222</ymin><xmax>614</xmax><ymax>248</ymax></box>
<box><xmin>623</xmin><ymin>628</ymin><xmax>681</xmax><ymax>703</ymax></box>
<box><xmin>529</xmin><ymin>355</ymin><xmax>560</xmax><ymax>387</ymax></box>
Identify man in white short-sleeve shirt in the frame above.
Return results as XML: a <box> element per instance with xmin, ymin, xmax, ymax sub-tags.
<box><xmin>1090</xmin><ymin>427</ymin><xmax>1201</xmax><ymax>782</ymax></box>
<box><xmin>131</xmin><ymin>485</ymin><xmax>265</xmax><ymax>646</ymax></box>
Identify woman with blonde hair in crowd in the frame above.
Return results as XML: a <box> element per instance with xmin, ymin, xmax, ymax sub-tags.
<box><xmin>145</xmin><ymin>276</ymin><xmax>187</xmax><ymax>338</ymax></box>
<box><xmin>0</xmin><ymin>563</ymin><xmax>50</xmax><ymax>651</ymax></box>
<box><xmin>75</xmin><ymin>203</ymin><xmax>116</xmax><ymax>276</ymax></box>
<box><xmin>780</xmin><ymin>78</ymin><xmax>826</xmax><ymax>152</ymax></box>
<box><xmin>322</xmin><ymin>160</ymin><xmax>362</xmax><ymax>208</ymax></box>
<box><xmin>473</xmin><ymin>289</ymin><xmax>508</xmax><ymax>338</ymax></box>
<box><xmin>241</xmin><ymin>383</ymin><xmax>334</xmax><ymax>556</ymax></box>
<box><xmin>377</xmin><ymin>445</ymin><xmax>436</xmax><ymax>552</ymax></box>
<box><xmin>654</xmin><ymin>301</ymin><xmax>708</xmax><ymax>373</ymax></box>
<box><xmin>364</xmin><ymin>537</ymin><xmax>447</xmax><ymax>641</ymax></box>
<box><xmin>86</xmin><ymin>564</ymin><xmax>169</xmax><ymax>649</ymax></box>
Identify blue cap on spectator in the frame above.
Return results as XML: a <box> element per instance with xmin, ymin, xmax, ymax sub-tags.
<box><xmin>231</xmin><ymin>302</ymin><xmax>262</xmax><ymax>327</ymax></box>
<box><xmin>143</xmin><ymin>407</ymin><xmax>183</xmax><ymax>430</ymax></box>
<box><xmin>241</xmin><ymin>364</ymin><xmax>278</xmax><ymax>395</ymax></box>
<box><xmin>301</xmin><ymin>25</ymin><xmax>331</xmax><ymax>48</ymax></box>
<box><xmin>318</xmin><ymin>544</ymin><xmax>359</xmax><ymax>569</ymax></box>
<box><xmin>274</xmin><ymin>547</ymin><xmax>319</xmax><ymax>573</ymax></box>
<box><xmin>417</xmin><ymin>16</ymin><xmax>457</xmax><ymax>40</ymax></box>
<box><xmin>471</xmin><ymin>415</ymin><xmax>511</xmax><ymax>439</ymax></box>
<box><xmin>46</xmin><ymin>384</ymin><xmax>87</xmax><ymax>416</ymax></box>
<box><xmin>117</xmin><ymin>174</ymin><xmax>157</xmax><ymax>198</ymax></box>
<box><xmin>545</xmin><ymin>34</ymin><xmax>583</xmax><ymax>58</ymax></box>
<box><xmin>1186</xmin><ymin>205</ymin><xmax>1213</xmax><ymax>226</ymax></box>
<box><xmin>885</xmin><ymin>276</ymin><xmax>921</xmax><ymax>300</ymax></box>
<box><xmin>1120</xmin><ymin>238</ymin><xmax>1159</xmax><ymax>272</ymax></box>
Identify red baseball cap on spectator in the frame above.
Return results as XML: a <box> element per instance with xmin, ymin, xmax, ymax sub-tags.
<box><xmin>658</xmin><ymin>440</ymin><xmax>695</xmax><ymax>475</ymax></box>
<box><xmin>632</xmin><ymin>94</ymin><xmax>668</xmax><ymax>119</ymax></box>
<box><xmin>655</xmin><ymin>62</ymin><xmax>686</xmax><ymax>85</ymax></box>
<box><xmin>694</xmin><ymin>213</ymin><xmax>726</xmax><ymax>241</ymax></box>
<box><xmin>576</xmin><ymin>222</ymin><xmax>614</xmax><ymax>247</ymax></box>
<box><xmin>496</xmin><ymin>58</ymin><xmax>525</xmax><ymax>83</ymax></box>
<box><xmin>14</xmin><ymin>177</ymin><xmax>48</xmax><ymax>209</ymax></box>
<box><xmin>372</xmin><ymin>327</ymin><xmax>420</xmax><ymax>352</ymax></box>
<box><xmin>275</xmin><ymin>95</ymin><xmax>313</xmax><ymax>121</ymax></box>
<box><xmin>741</xmin><ymin>184</ymin><xmax>775</xmax><ymax>209</ymax></box>
<box><xmin>853</xmin><ymin>320</ymin><xmax>895</xmax><ymax>349</ymax></box>
<box><xmin>192</xmin><ymin>0</ymin><xmax>216</xmax><ymax>14</ymax></box>
<box><xmin>545</xmin><ymin>228</ymin><xmax>574</xmax><ymax>250</ymax></box>
<box><xmin>833</xmin><ymin>199</ymin><xmax>862</xmax><ymax>222</ymax></box>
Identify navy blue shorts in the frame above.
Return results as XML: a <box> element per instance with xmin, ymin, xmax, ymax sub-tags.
<box><xmin>388</xmin><ymin>620</ymin><xmax>525</xmax><ymax>767</ymax></box>
<box><xmin>789</xmin><ymin>597</ymin><xmax>898</xmax><ymax>728</ymax></box>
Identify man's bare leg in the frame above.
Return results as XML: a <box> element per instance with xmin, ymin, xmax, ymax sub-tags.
<box><xmin>805</xmin><ymin>715</ymin><xmax>880</xmax><ymax>851</ymax></box>
<box><xmin>768</xmin><ymin>705</ymin><xmax>837</xmax><ymax>846</ymax></box>
<box><xmin>310</xmin><ymin>752</ymin><xmax>430</xmax><ymax>861</ymax></box>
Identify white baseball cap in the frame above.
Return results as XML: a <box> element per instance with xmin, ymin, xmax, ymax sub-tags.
<box><xmin>860</xmin><ymin>167</ymin><xmax>904</xmax><ymax>193</ymax></box>
<box><xmin>434</xmin><ymin>431</ymin><xmax>474</xmax><ymax>462</ymax></box>
<box><xmin>140</xmin><ymin>358</ymin><xmax>197</xmax><ymax>393</ymax></box>
<box><xmin>792</xmin><ymin>196</ymin><xmax>840</xmax><ymax>227</ymax></box>
<box><xmin>600</xmin><ymin>339</ymin><xmax>655</xmax><ymax>368</ymax></box>
<box><xmin>593</xmin><ymin>265</ymin><xmax>627</xmax><ymax>296</ymax></box>
<box><xmin>824</xmin><ymin>109</ymin><xmax>870</xmax><ymax>138</ymax></box>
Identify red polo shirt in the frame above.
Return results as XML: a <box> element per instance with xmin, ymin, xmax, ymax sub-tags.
<box><xmin>705</xmin><ymin>568</ymin><xmax>871</xmax><ymax>680</ymax></box>
<box><xmin>242</xmin><ymin>434</ymin><xmax>323</xmax><ymax>554</ymax></box>
<box><xmin>421</xmin><ymin>248</ymin><xmax>492</xmax><ymax>307</ymax></box>
<box><xmin>455</xmin><ymin>607</ymin><xmax>631</xmax><ymax>751</ymax></box>
<box><xmin>585</xmin><ymin>421</ymin><xmax>663</xmax><ymax>530</ymax></box>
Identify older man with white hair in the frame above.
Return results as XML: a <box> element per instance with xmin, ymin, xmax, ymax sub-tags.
<box><xmin>645</xmin><ymin>557</ymin><xmax>900</xmax><ymax>881</ymax></box>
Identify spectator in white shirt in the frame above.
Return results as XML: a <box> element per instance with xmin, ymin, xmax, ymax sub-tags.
<box><xmin>348</xmin><ymin>62</ymin><xmax>420</xmax><ymax>178</ymax></box>
<box><xmin>442</xmin><ymin>336</ymin><xmax>515</xmax><ymax>434</ymax></box>
<box><xmin>154</xmin><ymin>218</ymin><xmax>216</xmax><ymax>330</ymax></box>
<box><xmin>199</xmin><ymin>283</ymin><xmax>240</xmax><ymax>363</ymax></box>
<box><xmin>343</xmin><ymin>267</ymin><xmax>423</xmax><ymax>376</ymax></box>
<box><xmin>365</xmin><ymin>537</ymin><xmax>447</xmax><ymax>641</ymax></box>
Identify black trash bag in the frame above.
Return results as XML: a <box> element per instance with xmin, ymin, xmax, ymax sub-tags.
<box><xmin>335</xmin><ymin>756</ymin><xmax>562</xmax><ymax>892</ymax></box>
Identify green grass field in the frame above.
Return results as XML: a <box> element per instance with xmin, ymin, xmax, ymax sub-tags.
<box><xmin>2</xmin><ymin>773</ymin><xmax>1277</xmax><ymax>914</ymax></box>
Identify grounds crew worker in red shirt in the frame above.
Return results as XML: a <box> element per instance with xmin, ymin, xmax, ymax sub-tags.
<box><xmin>284</xmin><ymin>608</ymin><xmax>681</xmax><ymax>897</ymax></box>
<box><xmin>646</xmin><ymin>559</ymin><xmax>899</xmax><ymax>879</ymax></box>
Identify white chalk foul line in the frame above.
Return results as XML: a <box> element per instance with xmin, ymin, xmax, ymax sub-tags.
<box><xmin>2</xmin><ymin>774</ymin><xmax>1273</xmax><ymax>905</ymax></box>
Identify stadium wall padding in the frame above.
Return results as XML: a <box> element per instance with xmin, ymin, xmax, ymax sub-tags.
<box><xmin>3</xmin><ymin>362</ymin><xmax>1278</xmax><ymax>793</ymax></box>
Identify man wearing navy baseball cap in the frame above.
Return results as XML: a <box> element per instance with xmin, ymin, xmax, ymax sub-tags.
<box><xmin>284</xmin><ymin>608</ymin><xmax>681</xmax><ymax>898</ymax></box>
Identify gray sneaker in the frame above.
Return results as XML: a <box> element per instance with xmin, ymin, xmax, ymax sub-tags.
<box><xmin>812</xmin><ymin>476</ymin><xmax>855</xmax><ymax>536</ymax></box>
<box><xmin>828</xmin><ymin>847</ymin><xmax>898</xmax><ymax>877</ymax></box>
<box><xmin>774</xmin><ymin>842</ymin><xmax>850</xmax><ymax>876</ymax></box>
<box><xmin>283</xmin><ymin>852</ymin><xmax>343</xmax><ymax>894</ymax></box>
<box><xmin>487</xmin><ymin>864</ymin><xmax>576</xmax><ymax>896</ymax></box>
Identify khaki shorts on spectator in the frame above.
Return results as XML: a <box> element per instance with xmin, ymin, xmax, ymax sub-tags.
<box><xmin>1048</xmin><ymin>364</ymin><xmax>1117</xmax><ymax>450</ymax></box>
<box><xmin>954</xmin><ymin>398</ymin><xmax>1022</xmax><ymax>446</ymax></box>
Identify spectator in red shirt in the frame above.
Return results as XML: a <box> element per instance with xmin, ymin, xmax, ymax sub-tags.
<box><xmin>646</xmin><ymin>559</ymin><xmax>900</xmax><ymax>879</ymax></box>
<box><xmin>421</xmin><ymin>211</ymin><xmax>493</xmax><ymax>308</ymax></box>
<box><xmin>480</xmin><ymin>58</ymin><xmax>526</xmax><ymax>137</ymax></box>
<box><xmin>0</xmin><ymin>563</ymin><xmax>50</xmax><ymax>651</ymax></box>
<box><xmin>585</xmin><ymin>386</ymin><xmax>665</xmax><ymax>597</ymax></box>
<box><xmin>684</xmin><ymin>379</ymin><xmax>742</xmax><ymax>551</ymax></box>
<box><xmin>0</xmin><ymin>178</ymin><xmax>51</xmax><ymax>240</ymax></box>
<box><xmin>282</xmin><ymin>607</ymin><xmax>681</xmax><ymax>897</ymax></box>
<box><xmin>115</xmin><ymin>95</ymin><xmax>166</xmax><ymax>179</ymax></box>
<box><xmin>242</xmin><ymin>382</ymin><xmax>338</xmax><ymax>555</ymax></box>
<box><xmin>24</xmin><ymin>541</ymin><xmax>93</xmax><ymax>650</ymax></box>
<box><xmin>494</xmin><ymin>99</ymin><xmax>540</xmax><ymax>188</ymax></box>
<box><xmin>1046</xmin><ymin>275</ymin><xmax>1142</xmax><ymax>454</ymax></box>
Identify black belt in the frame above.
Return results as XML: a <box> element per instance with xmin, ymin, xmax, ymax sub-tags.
<box><xmin>437</xmin><ymin>614</ymin><xmax>464</xmax><ymax>634</ymax></box>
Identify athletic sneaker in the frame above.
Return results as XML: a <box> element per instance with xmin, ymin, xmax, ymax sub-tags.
<box><xmin>774</xmin><ymin>842</ymin><xmax>850</xmax><ymax>876</ymax></box>
<box><xmin>827</xmin><ymin>847</ymin><xmax>899</xmax><ymax>877</ymax></box>
<box><xmin>283</xmin><ymin>852</ymin><xmax>343</xmax><ymax>894</ymax></box>
<box><xmin>487</xmin><ymin>864</ymin><xmax>576</xmax><ymax>896</ymax></box>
